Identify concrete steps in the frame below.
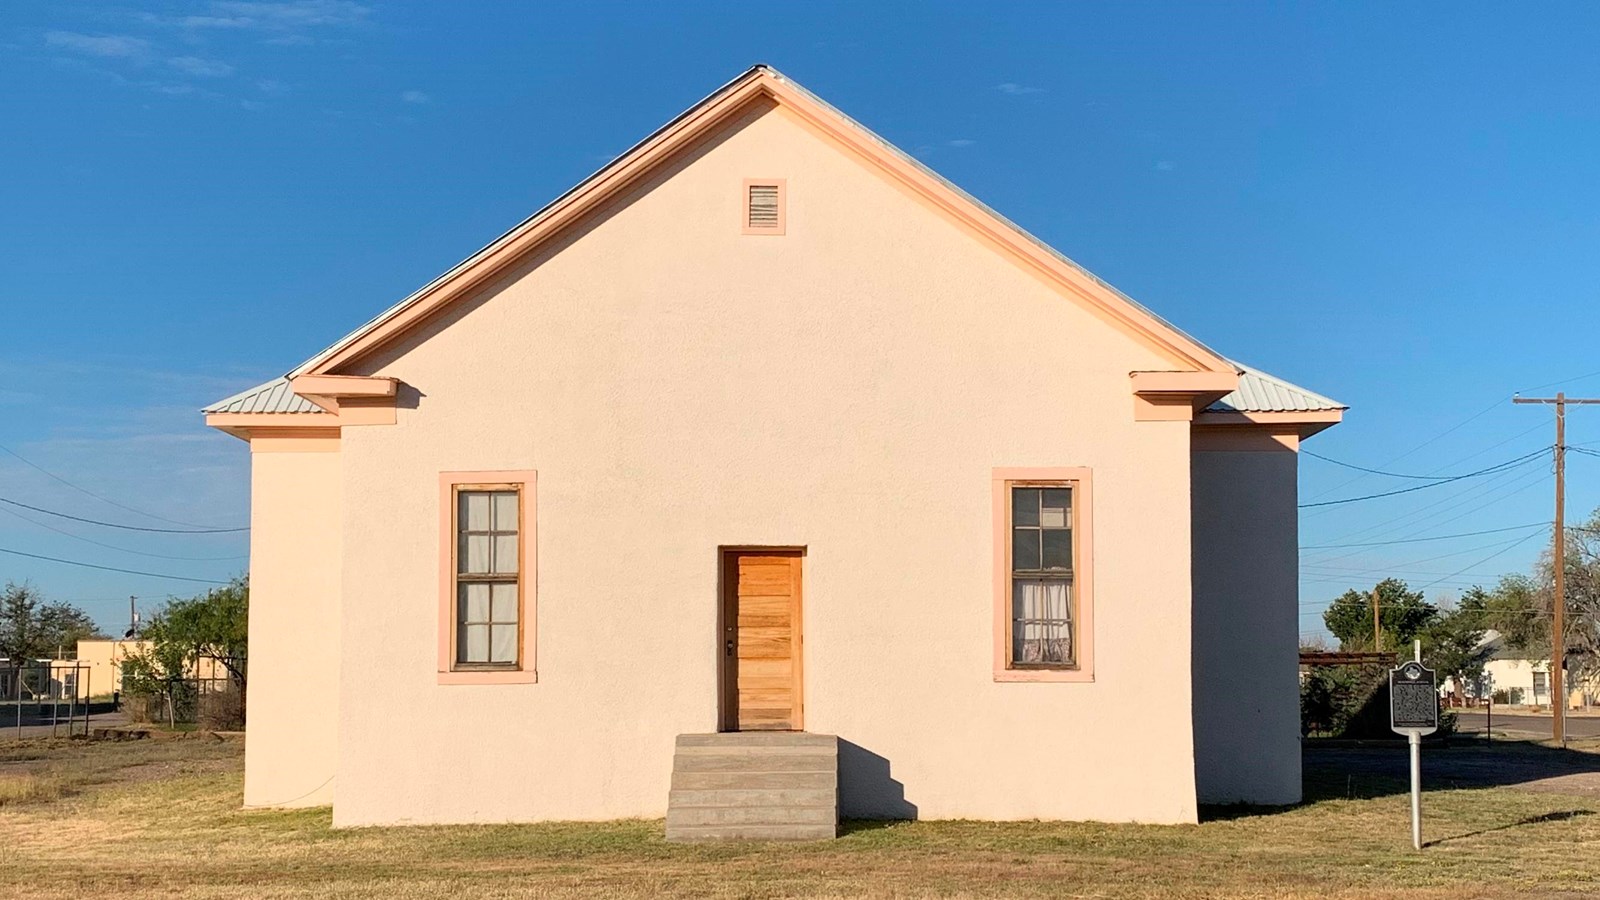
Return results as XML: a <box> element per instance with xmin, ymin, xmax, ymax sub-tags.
<box><xmin>665</xmin><ymin>732</ymin><xmax>838</xmax><ymax>841</ymax></box>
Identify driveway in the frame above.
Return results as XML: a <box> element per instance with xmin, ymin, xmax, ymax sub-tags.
<box><xmin>1458</xmin><ymin>711</ymin><xmax>1600</xmax><ymax>740</ymax></box>
<box><xmin>0</xmin><ymin>710</ymin><xmax>128</xmax><ymax>740</ymax></box>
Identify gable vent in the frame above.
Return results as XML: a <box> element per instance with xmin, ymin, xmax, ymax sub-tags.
<box><xmin>742</xmin><ymin>179</ymin><xmax>786</xmax><ymax>234</ymax></box>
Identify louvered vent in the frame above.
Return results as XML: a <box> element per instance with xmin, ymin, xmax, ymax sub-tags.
<box><xmin>743</xmin><ymin>180</ymin><xmax>784</xmax><ymax>234</ymax></box>
<box><xmin>748</xmin><ymin>184</ymin><xmax>780</xmax><ymax>228</ymax></box>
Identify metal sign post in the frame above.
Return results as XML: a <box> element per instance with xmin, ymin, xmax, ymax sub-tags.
<box><xmin>1389</xmin><ymin>639</ymin><xmax>1438</xmax><ymax>850</ymax></box>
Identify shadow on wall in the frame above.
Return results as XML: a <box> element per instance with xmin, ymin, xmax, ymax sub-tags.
<box><xmin>838</xmin><ymin>738</ymin><xmax>917</xmax><ymax>820</ymax></box>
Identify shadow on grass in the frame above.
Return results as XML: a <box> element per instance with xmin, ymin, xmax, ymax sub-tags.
<box><xmin>837</xmin><ymin>819</ymin><xmax>915</xmax><ymax>837</ymax></box>
<box><xmin>1198</xmin><ymin>739</ymin><xmax>1600</xmax><ymax>822</ymax></box>
<box><xmin>1424</xmin><ymin>809</ymin><xmax>1594</xmax><ymax>847</ymax></box>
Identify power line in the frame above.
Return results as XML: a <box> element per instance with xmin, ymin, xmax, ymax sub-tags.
<box><xmin>0</xmin><ymin>546</ymin><xmax>230</xmax><ymax>584</ymax></box>
<box><xmin>0</xmin><ymin>502</ymin><xmax>249</xmax><ymax>562</ymax></box>
<box><xmin>0</xmin><ymin>496</ymin><xmax>249</xmax><ymax>534</ymax></box>
<box><xmin>1298</xmin><ymin>447</ymin><xmax>1549</xmax><ymax>509</ymax></box>
<box><xmin>1301</xmin><ymin>396</ymin><xmax>1510</xmax><ymax>502</ymax></box>
<box><xmin>0</xmin><ymin>441</ymin><xmax>235</xmax><ymax>530</ymax></box>
<box><xmin>1300</xmin><ymin>464</ymin><xmax>1551</xmax><ymax>564</ymax></box>
<box><xmin>1299</xmin><ymin>522</ymin><xmax>1548</xmax><ymax>550</ymax></box>
<box><xmin>1301</xmin><ymin>451</ymin><xmax>1454</xmax><ymax>480</ymax></box>
<box><xmin>1415</xmin><ymin>528</ymin><xmax>1551</xmax><ymax>592</ymax></box>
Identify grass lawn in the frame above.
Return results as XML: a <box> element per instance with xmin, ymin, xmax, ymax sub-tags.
<box><xmin>3</xmin><ymin>736</ymin><xmax>1600</xmax><ymax>898</ymax></box>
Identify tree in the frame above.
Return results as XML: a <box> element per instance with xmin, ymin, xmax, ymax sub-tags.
<box><xmin>1323</xmin><ymin>578</ymin><xmax>1438</xmax><ymax>651</ymax></box>
<box><xmin>129</xmin><ymin>576</ymin><xmax>248</xmax><ymax>688</ymax></box>
<box><xmin>0</xmin><ymin>581</ymin><xmax>106</xmax><ymax>663</ymax></box>
<box><xmin>1423</xmin><ymin>587</ymin><xmax>1493</xmax><ymax>701</ymax></box>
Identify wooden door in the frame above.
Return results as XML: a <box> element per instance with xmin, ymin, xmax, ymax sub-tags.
<box><xmin>720</xmin><ymin>550</ymin><xmax>803</xmax><ymax>731</ymax></box>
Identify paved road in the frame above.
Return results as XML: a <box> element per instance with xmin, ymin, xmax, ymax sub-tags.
<box><xmin>1457</xmin><ymin>711</ymin><xmax>1600</xmax><ymax>739</ymax></box>
<box><xmin>0</xmin><ymin>710</ymin><xmax>127</xmax><ymax>740</ymax></box>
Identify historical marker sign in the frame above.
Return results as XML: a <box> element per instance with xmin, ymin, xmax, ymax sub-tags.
<box><xmin>1389</xmin><ymin>660</ymin><xmax>1438</xmax><ymax>736</ymax></box>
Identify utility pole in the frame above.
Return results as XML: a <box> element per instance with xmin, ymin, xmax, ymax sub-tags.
<box><xmin>1372</xmin><ymin>586</ymin><xmax>1382</xmax><ymax>652</ymax></box>
<box><xmin>1513</xmin><ymin>391</ymin><xmax>1600</xmax><ymax>747</ymax></box>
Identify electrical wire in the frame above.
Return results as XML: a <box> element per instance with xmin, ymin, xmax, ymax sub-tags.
<box><xmin>1414</xmin><ymin>529</ymin><xmax>1552</xmax><ymax>591</ymax></box>
<box><xmin>1301</xmin><ymin>451</ymin><xmax>1454</xmax><ymax>480</ymax></box>
<box><xmin>0</xmin><ymin>441</ymin><xmax>238</xmax><ymax>530</ymax></box>
<box><xmin>1299</xmin><ymin>522</ymin><xmax>1548</xmax><ymax>550</ymax></box>
<box><xmin>0</xmin><ymin>496</ymin><xmax>249</xmax><ymax>534</ymax></box>
<box><xmin>0</xmin><ymin>503</ymin><xmax>249</xmax><ymax>562</ymax></box>
<box><xmin>1300</xmin><ymin>464</ymin><xmax>1551</xmax><ymax>563</ymax></box>
<box><xmin>1298</xmin><ymin>447</ymin><xmax>1549</xmax><ymax>509</ymax></box>
<box><xmin>0</xmin><ymin>546</ymin><xmax>230</xmax><ymax>584</ymax></box>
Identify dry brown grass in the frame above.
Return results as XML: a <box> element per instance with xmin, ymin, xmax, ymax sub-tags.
<box><xmin>2</xmin><ymin>736</ymin><xmax>1600</xmax><ymax>898</ymax></box>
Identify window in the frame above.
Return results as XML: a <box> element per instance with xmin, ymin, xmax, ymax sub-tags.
<box><xmin>455</xmin><ymin>489</ymin><xmax>520</xmax><ymax>667</ymax></box>
<box><xmin>1533</xmin><ymin>670</ymin><xmax>1549</xmax><ymax>700</ymax></box>
<box><xmin>992</xmin><ymin>468</ymin><xmax>1094</xmax><ymax>682</ymax></box>
<box><xmin>742</xmin><ymin>179</ymin><xmax>786</xmax><ymax>234</ymax></box>
<box><xmin>1010</xmin><ymin>485</ymin><xmax>1075</xmax><ymax>666</ymax></box>
<box><xmin>438</xmin><ymin>471</ymin><xmax>537</xmax><ymax>684</ymax></box>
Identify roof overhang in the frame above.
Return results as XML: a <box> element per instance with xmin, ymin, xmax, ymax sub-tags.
<box><xmin>206</xmin><ymin>376</ymin><xmax>397</xmax><ymax>443</ymax></box>
<box><xmin>1130</xmin><ymin>370</ymin><xmax>1240</xmax><ymax>422</ymax></box>
<box><xmin>288</xmin><ymin>65</ymin><xmax>1236</xmax><ymax>380</ymax></box>
<box><xmin>1191</xmin><ymin>408</ymin><xmax>1345</xmax><ymax>452</ymax></box>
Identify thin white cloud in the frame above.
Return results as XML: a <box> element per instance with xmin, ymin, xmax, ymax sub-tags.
<box><xmin>45</xmin><ymin>31</ymin><xmax>151</xmax><ymax>60</ymax></box>
<box><xmin>145</xmin><ymin>1</ymin><xmax>372</xmax><ymax>32</ymax></box>
<box><xmin>255</xmin><ymin>78</ymin><xmax>289</xmax><ymax>94</ymax></box>
<box><xmin>167</xmin><ymin>56</ymin><xmax>235</xmax><ymax>77</ymax></box>
<box><xmin>400</xmin><ymin>89</ymin><xmax>430</xmax><ymax>104</ymax></box>
<box><xmin>995</xmin><ymin>82</ymin><xmax>1044</xmax><ymax>96</ymax></box>
<box><xmin>210</xmin><ymin>0</ymin><xmax>372</xmax><ymax>28</ymax></box>
<box><xmin>1154</xmin><ymin>160</ymin><xmax>1175</xmax><ymax>172</ymax></box>
<box><xmin>947</xmin><ymin>139</ymin><xmax>977</xmax><ymax>148</ymax></box>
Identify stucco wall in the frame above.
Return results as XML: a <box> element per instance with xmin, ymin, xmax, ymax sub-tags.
<box><xmin>245</xmin><ymin>443</ymin><xmax>341</xmax><ymax>808</ymax></box>
<box><xmin>331</xmin><ymin>104</ymin><xmax>1201</xmax><ymax>826</ymax></box>
<box><xmin>1190</xmin><ymin>448</ymin><xmax>1301</xmax><ymax>805</ymax></box>
<box><xmin>75</xmin><ymin>639</ymin><xmax>145</xmax><ymax>696</ymax></box>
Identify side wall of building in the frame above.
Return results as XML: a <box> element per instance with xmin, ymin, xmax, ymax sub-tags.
<box><xmin>244</xmin><ymin>440</ymin><xmax>342</xmax><ymax>808</ymax></box>
<box><xmin>1190</xmin><ymin>447</ymin><xmax>1302</xmax><ymax>805</ymax></box>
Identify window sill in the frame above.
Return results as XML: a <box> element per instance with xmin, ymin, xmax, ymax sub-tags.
<box><xmin>437</xmin><ymin>669</ymin><xmax>538</xmax><ymax>685</ymax></box>
<box><xmin>994</xmin><ymin>667</ymin><xmax>1093</xmax><ymax>683</ymax></box>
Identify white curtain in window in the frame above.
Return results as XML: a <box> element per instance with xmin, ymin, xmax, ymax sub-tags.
<box><xmin>1014</xmin><ymin>580</ymin><xmax>1073</xmax><ymax>665</ymax></box>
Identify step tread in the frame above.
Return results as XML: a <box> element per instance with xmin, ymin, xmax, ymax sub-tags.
<box><xmin>665</xmin><ymin>823</ymin><xmax>838</xmax><ymax>842</ymax></box>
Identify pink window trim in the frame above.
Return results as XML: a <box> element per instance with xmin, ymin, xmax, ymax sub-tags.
<box><xmin>992</xmin><ymin>467</ymin><xmax>1095</xmax><ymax>683</ymax></box>
<box><xmin>741</xmin><ymin>178</ymin><xmax>787</xmax><ymax>235</ymax></box>
<box><xmin>437</xmin><ymin>470</ymin><xmax>538</xmax><ymax>685</ymax></box>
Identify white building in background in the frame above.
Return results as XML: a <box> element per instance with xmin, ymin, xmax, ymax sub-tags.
<box><xmin>1447</xmin><ymin>630</ymin><xmax>1594</xmax><ymax>710</ymax></box>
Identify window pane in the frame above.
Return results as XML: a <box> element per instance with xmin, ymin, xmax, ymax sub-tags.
<box><xmin>1042</xmin><ymin>529</ymin><xmax>1072</xmax><ymax>570</ymax></box>
<box><xmin>461</xmin><ymin>534</ymin><xmax>491</xmax><ymax>574</ymax></box>
<box><xmin>1041</xmin><ymin>487</ymin><xmax>1071</xmax><ymax>516</ymax></box>
<box><xmin>1011</xmin><ymin>488</ymin><xmax>1039</xmax><ymax>526</ymax></box>
<box><xmin>490</xmin><ymin>625</ymin><xmax>517</xmax><ymax>663</ymax></box>
<box><xmin>460</xmin><ymin>624</ymin><xmax>489</xmax><ymax>663</ymax></box>
<box><xmin>461</xmin><ymin>582</ymin><xmax>490</xmax><ymax>624</ymax></box>
<box><xmin>461</xmin><ymin>492</ymin><xmax>491</xmax><ymax>531</ymax></box>
<box><xmin>492</xmin><ymin>492</ymin><xmax>518</xmax><ymax>532</ymax></box>
<box><xmin>1012</xmin><ymin>578</ymin><xmax>1074</xmax><ymax>666</ymax></box>
<box><xmin>1012</xmin><ymin>527</ymin><xmax>1040</xmax><ymax>570</ymax></box>
<box><xmin>492</xmin><ymin>534</ymin><xmax>519</xmax><ymax>574</ymax></box>
<box><xmin>491</xmin><ymin>583</ymin><xmax>518</xmax><ymax>624</ymax></box>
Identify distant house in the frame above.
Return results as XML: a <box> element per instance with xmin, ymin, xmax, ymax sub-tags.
<box><xmin>74</xmin><ymin>638</ymin><xmax>147</xmax><ymax>696</ymax></box>
<box><xmin>204</xmin><ymin>66</ymin><xmax>1344</xmax><ymax>830</ymax></box>
<box><xmin>1451</xmin><ymin>630</ymin><xmax>1594</xmax><ymax>709</ymax></box>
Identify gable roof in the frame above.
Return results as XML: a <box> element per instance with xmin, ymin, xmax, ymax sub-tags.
<box><xmin>1207</xmin><ymin>364</ymin><xmax>1346</xmax><ymax>414</ymax></box>
<box><xmin>276</xmin><ymin>64</ymin><xmax>1233</xmax><ymax>381</ymax></box>
<box><xmin>207</xmin><ymin>65</ymin><xmax>1343</xmax><ymax>420</ymax></box>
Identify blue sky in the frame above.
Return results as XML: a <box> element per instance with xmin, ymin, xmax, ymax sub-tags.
<box><xmin>2</xmin><ymin>2</ymin><xmax>1599</xmax><ymax>637</ymax></box>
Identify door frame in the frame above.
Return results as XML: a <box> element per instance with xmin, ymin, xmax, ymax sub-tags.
<box><xmin>718</xmin><ymin>546</ymin><xmax>805</xmax><ymax>732</ymax></box>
